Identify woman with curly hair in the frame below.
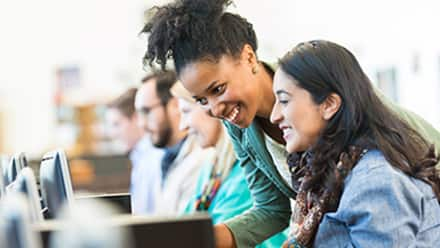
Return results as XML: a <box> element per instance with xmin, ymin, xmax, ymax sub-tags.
<box><xmin>141</xmin><ymin>0</ymin><xmax>440</xmax><ymax>247</ymax></box>
<box><xmin>171</xmin><ymin>81</ymin><xmax>286</xmax><ymax>247</ymax></box>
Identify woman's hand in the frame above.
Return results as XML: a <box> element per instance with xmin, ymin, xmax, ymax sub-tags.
<box><xmin>282</xmin><ymin>238</ymin><xmax>305</xmax><ymax>248</ymax></box>
<box><xmin>282</xmin><ymin>239</ymin><xmax>290</xmax><ymax>248</ymax></box>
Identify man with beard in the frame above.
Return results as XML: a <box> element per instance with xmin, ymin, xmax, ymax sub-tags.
<box><xmin>106</xmin><ymin>88</ymin><xmax>164</xmax><ymax>215</ymax></box>
<box><xmin>135</xmin><ymin>70</ymin><xmax>204</xmax><ymax>214</ymax></box>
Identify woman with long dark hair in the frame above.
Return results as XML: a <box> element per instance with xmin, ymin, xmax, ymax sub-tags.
<box><xmin>141</xmin><ymin>0</ymin><xmax>440</xmax><ymax>247</ymax></box>
<box><xmin>271</xmin><ymin>40</ymin><xmax>440</xmax><ymax>247</ymax></box>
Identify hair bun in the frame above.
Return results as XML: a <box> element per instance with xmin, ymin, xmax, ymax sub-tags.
<box><xmin>142</xmin><ymin>0</ymin><xmax>256</xmax><ymax>73</ymax></box>
<box><xmin>181</xmin><ymin>0</ymin><xmax>232</xmax><ymax>19</ymax></box>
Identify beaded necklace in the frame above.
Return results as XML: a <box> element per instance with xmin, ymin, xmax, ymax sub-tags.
<box><xmin>192</xmin><ymin>128</ymin><xmax>236</xmax><ymax>211</ymax></box>
<box><xmin>194</xmin><ymin>156</ymin><xmax>222</xmax><ymax>211</ymax></box>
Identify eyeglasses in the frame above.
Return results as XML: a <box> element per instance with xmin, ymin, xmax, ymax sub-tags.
<box><xmin>136</xmin><ymin>102</ymin><xmax>163</xmax><ymax>118</ymax></box>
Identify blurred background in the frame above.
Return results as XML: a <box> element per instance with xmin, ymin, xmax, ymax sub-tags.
<box><xmin>1</xmin><ymin>0</ymin><xmax>440</xmax><ymax>191</ymax></box>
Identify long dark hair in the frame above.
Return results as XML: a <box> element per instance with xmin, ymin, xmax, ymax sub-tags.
<box><xmin>281</xmin><ymin>40</ymin><xmax>440</xmax><ymax>200</ymax></box>
<box><xmin>141</xmin><ymin>0</ymin><xmax>257</xmax><ymax>75</ymax></box>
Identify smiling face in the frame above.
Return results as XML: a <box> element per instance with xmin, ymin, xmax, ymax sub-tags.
<box><xmin>178</xmin><ymin>99</ymin><xmax>222</xmax><ymax>148</ymax></box>
<box><xmin>178</xmin><ymin>57</ymin><xmax>258</xmax><ymax>128</ymax></box>
<box><xmin>178</xmin><ymin>45</ymin><xmax>274</xmax><ymax>128</ymax></box>
<box><xmin>270</xmin><ymin>69</ymin><xmax>328</xmax><ymax>153</ymax></box>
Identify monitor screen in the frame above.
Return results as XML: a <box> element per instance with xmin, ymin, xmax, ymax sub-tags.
<box><xmin>35</xmin><ymin>214</ymin><xmax>214</xmax><ymax>248</ymax></box>
<box><xmin>75</xmin><ymin>192</ymin><xmax>131</xmax><ymax>214</ymax></box>
<box><xmin>0</xmin><ymin>194</ymin><xmax>42</xmax><ymax>248</ymax></box>
<box><xmin>4</xmin><ymin>153</ymin><xmax>28</xmax><ymax>186</ymax></box>
<box><xmin>13</xmin><ymin>168</ymin><xmax>44</xmax><ymax>222</ymax></box>
<box><xmin>39</xmin><ymin>150</ymin><xmax>74</xmax><ymax>219</ymax></box>
<box><xmin>0</xmin><ymin>158</ymin><xmax>5</xmax><ymax>198</ymax></box>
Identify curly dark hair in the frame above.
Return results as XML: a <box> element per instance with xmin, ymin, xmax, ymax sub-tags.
<box><xmin>281</xmin><ymin>40</ymin><xmax>440</xmax><ymax>200</ymax></box>
<box><xmin>141</xmin><ymin>0</ymin><xmax>258</xmax><ymax>75</ymax></box>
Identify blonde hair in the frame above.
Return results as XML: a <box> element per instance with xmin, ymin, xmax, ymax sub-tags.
<box><xmin>170</xmin><ymin>81</ymin><xmax>195</xmax><ymax>104</ymax></box>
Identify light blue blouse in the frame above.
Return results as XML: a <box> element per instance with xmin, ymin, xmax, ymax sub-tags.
<box><xmin>315</xmin><ymin>150</ymin><xmax>440</xmax><ymax>247</ymax></box>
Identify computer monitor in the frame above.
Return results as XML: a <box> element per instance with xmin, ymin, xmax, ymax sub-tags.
<box><xmin>1</xmin><ymin>155</ymin><xmax>10</xmax><ymax>188</ymax></box>
<box><xmin>48</xmin><ymin>198</ymin><xmax>133</xmax><ymax>248</ymax></box>
<box><xmin>0</xmin><ymin>157</ymin><xmax>5</xmax><ymax>199</ymax></box>
<box><xmin>75</xmin><ymin>192</ymin><xmax>131</xmax><ymax>214</ymax></box>
<box><xmin>4</xmin><ymin>152</ymin><xmax>28</xmax><ymax>186</ymax></box>
<box><xmin>12</xmin><ymin>168</ymin><xmax>44</xmax><ymax>222</ymax></box>
<box><xmin>35</xmin><ymin>214</ymin><xmax>214</xmax><ymax>248</ymax></box>
<box><xmin>39</xmin><ymin>150</ymin><xmax>74</xmax><ymax>219</ymax></box>
<box><xmin>0</xmin><ymin>194</ymin><xmax>42</xmax><ymax>248</ymax></box>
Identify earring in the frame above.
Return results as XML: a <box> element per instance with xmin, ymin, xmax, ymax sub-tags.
<box><xmin>252</xmin><ymin>66</ymin><xmax>258</xmax><ymax>74</ymax></box>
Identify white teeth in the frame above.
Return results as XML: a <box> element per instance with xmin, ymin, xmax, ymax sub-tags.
<box><xmin>282</xmin><ymin>127</ymin><xmax>291</xmax><ymax>136</ymax></box>
<box><xmin>225</xmin><ymin>106</ymin><xmax>240</xmax><ymax>123</ymax></box>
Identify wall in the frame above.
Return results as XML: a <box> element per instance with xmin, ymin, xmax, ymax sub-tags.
<box><xmin>1</xmin><ymin>0</ymin><xmax>439</xmax><ymax>155</ymax></box>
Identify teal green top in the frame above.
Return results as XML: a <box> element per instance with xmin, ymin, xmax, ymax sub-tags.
<box><xmin>183</xmin><ymin>161</ymin><xmax>250</xmax><ymax>223</ymax></box>
<box><xmin>222</xmin><ymin>101</ymin><xmax>440</xmax><ymax>248</ymax></box>
<box><xmin>183</xmin><ymin>160</ymin><xmax>287</xmax><ymax>247</ymax></box>
<box><xmin>223</xmin><ymin>121</ymin><xmax>294</xmax><ymax>247</ymax></box>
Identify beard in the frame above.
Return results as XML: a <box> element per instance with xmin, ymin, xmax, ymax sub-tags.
<box><xmin>151</xmin><ymin>110</ymin><xmax>173</xmax><ymax>148</ymax></box>
<box><xmin>153</xmin><ymin>126</ymin><xmax>172</xmax><ymax>148</ymax></box>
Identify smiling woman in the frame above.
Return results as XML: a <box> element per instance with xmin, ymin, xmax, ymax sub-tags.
<box><xmin>141</xmin><ymin>1</ymin><xmax>290</xmax><ymax>247</ymax></box>
<box><xmin>140</xmin><ymin>0</ymin><xmax>440</xmax><ymax>247</ymax></box>
<box><xmin>171</xmin><ymin>80</ymin><xmax>287</xmax><ymax>247</ymax></box>
<box><xmin>270</xmin><ymin>40</ymin><xmax>440</xmax><ymax>247</ymax></box>
<box><xmin>270</xmin><ymin>69</ymin><xmax>336</xmax><ymax>153</ymax></box>
<box><xmin>177</xmin><ymin>55</ymin><xmax>274</xmax><ymax>129</ymax></box>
